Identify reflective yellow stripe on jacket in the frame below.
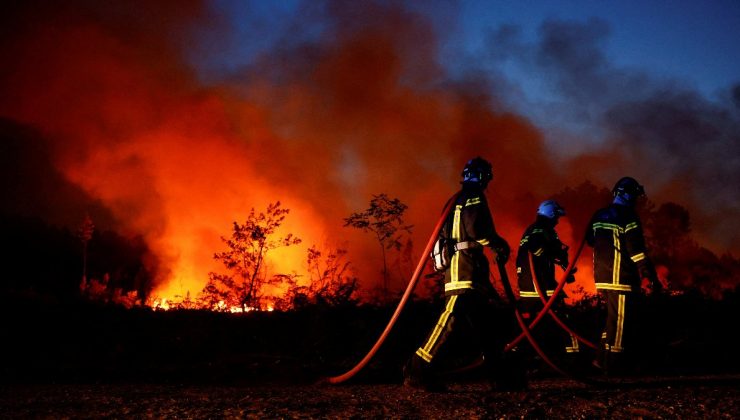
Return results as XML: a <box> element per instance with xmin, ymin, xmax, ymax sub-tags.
<box><xmin>450</xmin><ymin>205</ymin><xmax>462</xmax><ymax>289</ymax></box>
<box><xmin>593</xmin><ymin>221</ymin><xmax>635</xmax><ymax>292</ymax></box>
<box><xmin>448</xmin><ymin>203</ymin><xmax>474</xmax><ymax>292</ymax></box>
<box><xmin>445</xmin><ymin>281</ymin><xmax>473</xmax><ymax>293</ymax></box>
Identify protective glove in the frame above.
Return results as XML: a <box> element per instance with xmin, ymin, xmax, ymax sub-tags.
<box><xmin>560</xmin><ymin>266</ymin><xmax>577</xmax><ymax>283</ymax></box>
<box><xmin>554</xmin><ymin>244</ymin><xmax>570</xmax><ymax>268</ymax></box>
<box><xmin>495</xmin><ymin>242</ymin><xmax>510</xmax><ymax>264</ymax></box>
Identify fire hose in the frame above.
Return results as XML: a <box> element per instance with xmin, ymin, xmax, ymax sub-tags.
<box><xmin>497</xmin><ymin>231</ymin><xmax>613</xmax><ymax>386</ymax></box>
<box><xmin>503</xmin><ymin>232</ymin><xmax>588</xmax><ymax>351</ymax></box>
<box><xmin>326</xmin><ymin>193</ymin><xmax>459</xmax><ymax>384</ymax></box>
<box><xmin>326</xmin><ymin>194</ymin><xmax>599</xmax><ymax>384</ymax></box>
<box><xmin>526</xmin><ymin>251</ymin><xmax>597</xmax><ymax>350</ymax></box>
<box><xmin>448</xmin><ymin>233</ymin><xmax>594</xmax><ymax>378</ymax></box>
<box><xmin>493</xmin><ymin>255</ymin><xmax>569</xmax><ymax>376</ymax></box>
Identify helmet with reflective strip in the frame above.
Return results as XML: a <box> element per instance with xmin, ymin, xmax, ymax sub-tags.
<box><xmin>612</xmin><ymin>176</ymin><xmax>645</xmax><ymax>205</ymax></box>
<box><xmin>462</xmin><ymin>156</ymin><xmax>493</xmax><ymax>186</ymax></box>
<box><xmin>537</xmin><ymin>199</ymin><xmax>566</xmax><ymax>219</ymax></box>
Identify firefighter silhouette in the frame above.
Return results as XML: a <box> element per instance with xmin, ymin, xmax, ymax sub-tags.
<box><xmin>587</xmin><ymin>177</ymin><xmax>660</xmax><ymax>374</ymax></box>
<box><xmin>403</xmin><ymin>157</ymin><xmax>526</xmax><ymax>391</ymax></box>
<box><xmin>516</xmin><ymin>200</ymin><xmax>580</xmax><ymax>369</ymax></box>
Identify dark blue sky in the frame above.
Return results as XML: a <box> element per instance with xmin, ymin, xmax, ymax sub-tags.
<box><xmin>453</xmin><ymin>0</ymin><xmax>740</xmax><ymax>97</ymax></box>
<box><xmin>192</xmin><ymin>0</ymin><xmax>740</xmax><ymax>99</ymax></box>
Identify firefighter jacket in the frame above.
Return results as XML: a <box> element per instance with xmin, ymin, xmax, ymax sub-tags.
<box><xmin>441</xmin><ymin>185</ymin><xmax>509</xmax><ymax>297</ymax></box>
<box><xmin>516</xmin><ymin>217</ymin><xmax>568</xmax><ymax>300</ymax></box>
<box><xmin>587</xmin><ymin>203</ymin><xmax>657</xmax><ymax>293</ymax></box>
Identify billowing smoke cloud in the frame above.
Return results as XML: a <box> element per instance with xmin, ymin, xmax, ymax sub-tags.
<box><xmin>1</xmin><ymin>1</ymin><xmax>737</xmax><ymax>301</ymax></box>
<box><xmin>0</xmin><ymin>118</ymin><xmax>115</xmax><ymax>228</ymax></box>
<box><xmin>484</xmin><ymin>18</ymin><xmax>740</xmax><ymax>255</ymax></box>
<box><xmin>606</xmin><ymin>92</ymin><xmax>740</xmax><ymax>251</ymax></box>
<box><xmin>732</xmin><ymin>84</ymin><xmax>740</xmax><ymax>110</ymax></box>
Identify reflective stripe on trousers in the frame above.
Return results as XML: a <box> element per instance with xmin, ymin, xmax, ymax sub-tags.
<box><xmin>416</xmin><ymin>295</ymin><xmax>459</xmax><ymax>363</ymax></box>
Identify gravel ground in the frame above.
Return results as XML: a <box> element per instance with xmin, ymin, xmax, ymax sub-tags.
<box><xmin>2</xmin><ymin>375</ymin><xmax>739</xmax><ymax>419</ymax></box>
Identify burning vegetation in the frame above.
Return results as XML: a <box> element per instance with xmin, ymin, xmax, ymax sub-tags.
<box><xmin>2</xmin><ymin>183</ymin><xmax>738</xmax><ymax>314</ymax></box>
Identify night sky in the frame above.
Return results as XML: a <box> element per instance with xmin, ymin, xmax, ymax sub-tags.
<box><xmin>1</xmin><ymin>0</ymin><xmax>738</xmax><ymax>301</ymax></box>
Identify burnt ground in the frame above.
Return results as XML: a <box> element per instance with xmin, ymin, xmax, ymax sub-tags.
<box><xmin>1</xmin><ymin>291</ymin><xmax>739</xmax><ymax>418</ymax></box>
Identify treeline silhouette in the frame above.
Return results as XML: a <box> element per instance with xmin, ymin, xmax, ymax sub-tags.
<box><xmin>2</xmin><ymin>183</ymin><xmax>739</xmax><ymax>307</ymax></box>
<box><xmin>0</xmin><ymin>212</ymin><xmax>157</xmax><ymax>303</ymax></box>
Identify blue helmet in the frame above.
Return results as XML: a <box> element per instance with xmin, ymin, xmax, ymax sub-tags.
<box><xmin>462</xmin><ymin>157</ymin><xmax>493</xmax><ymax>186</ymax></box>
<box><xmin>537</xmin><ymin>200</ymin><xmax>566</xmax><ymax>219</ymax></box>
<box><xmin>612</xmin><ymin>176</ymin><xmax>645</xmax><ymax>205</ymax></box>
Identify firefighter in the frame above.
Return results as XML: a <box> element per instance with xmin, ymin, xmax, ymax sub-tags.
<box><xmin>403</xmin><ymin>157</ymin><xmax>525</xmax><ymax>391</ymax></box>
<box><xmin>587</xmin><ymin>176</ymin><xmax>660</xmax><ymax>375</ymax></box>
<box><xmin>516</xmin><ymin>200</ymin><xmax>580</xmax><ymax>368</ymax></box>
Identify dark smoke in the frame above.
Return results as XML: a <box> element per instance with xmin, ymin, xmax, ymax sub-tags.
<box><xmin>732</xmin><ymin>84</ymin><xmax>740</xmax><ymax>110</ymax></box>
<box><xmin>483</xmin><ymin>18</ymin><xmax>740</xmax><ymax>255</ymax></box>
<box><xmin>606</xmin><ymin>90</ymin><xmax>740</xmax><ymax>251</ymax></box>
<box><xmin>0</xmin><ymin>118</ymin><xmax>115</xmax><ymax>228</ymax></box>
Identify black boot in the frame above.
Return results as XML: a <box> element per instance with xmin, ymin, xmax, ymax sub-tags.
<box><xmin>402</xmin><ymin>355</ymin><xmax>425</xmax><ymax>388</ymax></box>
<box><xmin>403</xmin><ymin>355</ymin><xmax>447</xmax><ymax>392</ymax></box>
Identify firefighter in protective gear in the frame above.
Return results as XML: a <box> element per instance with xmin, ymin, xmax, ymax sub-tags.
<box><xmin>516</xmin><ymin>200</ymin><xmax>580</xmax><ymax>364</ymax></box>
<box><xmin>587</xmin><ymin>176</ymin><xmax>659</xmax><ymax>374</ymax></box>
<box><xmin>404</xmin><ymin>157</ymin><xmax>525</xmax><ymax>391</ymax></box>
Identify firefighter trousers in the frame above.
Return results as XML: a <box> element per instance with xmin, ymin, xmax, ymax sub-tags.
<box><xmin>406</xmin><ymin>289</ymin><xmax>523</xmax><ymax>388</ymax></box>
<box><xmin>596</xmin><ymin>289</ymin><xmax>639</xmax><ymax>374</ymax></box>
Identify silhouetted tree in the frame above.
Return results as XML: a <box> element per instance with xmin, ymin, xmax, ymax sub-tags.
<box><xmin>305</xmin><ymin>244</ymin><xmax>358</xmax><ymax>306</ymax></box>
<box><xmin>643</xmin><ymin>201</ymin><xmax>740</xmax><ymax>298</ymax></box>
<box><xmin>77</xmin><ymin>214</ymin><xmax>94</xmax><ymax>290</ymax></box>
<box><xmin>344</xmin><ymin>194</ymin><xmax>412</xmax><ymax>301</ymax></box>
<box><xmin>85</xmin><ymin>231</ymin><xmax>153</xmax><ymax>304</ymax></box>
<box><xmin>203</xmin><ymin>202</ymin><xmax>301</xmax><ymax>311</ymax></box>
<box><xmin>275</xmin><ymin>245</ymin><xmax>359</xmax><ymax>310</ymax></box>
